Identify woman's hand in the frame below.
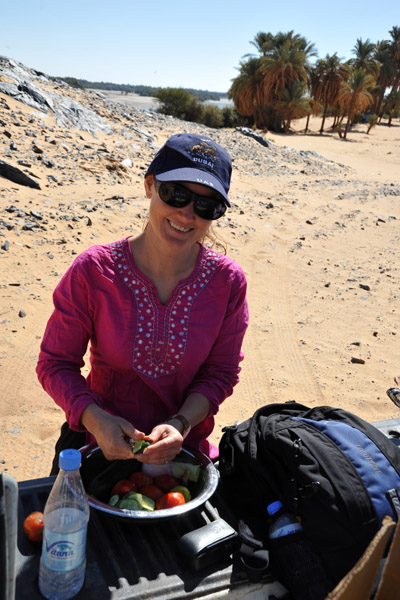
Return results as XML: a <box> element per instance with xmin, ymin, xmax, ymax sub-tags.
<box><xmin>134</xmin><ymin>423</ymin><xmax>183</xmax><ymax>465</ymax></box>
<box><xmin>80</xmin><ymin>404</ymin><xmax>144</xmax><ymax>461</ymax></box>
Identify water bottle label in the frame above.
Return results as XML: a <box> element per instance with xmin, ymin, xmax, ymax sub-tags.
<box><xmin>270</xmin><ymin>522</ymin><xmax>302</xmax><ymax>538</ymax></box>
<box><xmin>41</xmin><ymin>525</ymin><xmax>88</xmax><ymax>572</ymax></box>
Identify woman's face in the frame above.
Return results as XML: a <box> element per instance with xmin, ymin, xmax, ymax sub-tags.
<box><xmin>144</xmin><ymin>176</ymin><xmax>216</xmax><ymax>251</ymax></box>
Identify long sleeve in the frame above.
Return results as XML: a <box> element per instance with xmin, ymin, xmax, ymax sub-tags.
<box><xmin>36</xmin><ymin>252</ymin><xmax>105</xmax><ymax>429</ymax></box>
<box><xmin>184</xmin><ymin>266</ymin><xmax>248</xmax><ymax>415</ymax></box>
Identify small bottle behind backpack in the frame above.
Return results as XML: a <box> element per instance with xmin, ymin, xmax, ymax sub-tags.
<box><xmin>267</xmin><ymin>500</ymin><xmax>303</xmax><ymax>538</ymax></box>
<box><xmin>267</xmin><ymin>500</ymin><xmax>333</xmax><ymax>600</ymax></box>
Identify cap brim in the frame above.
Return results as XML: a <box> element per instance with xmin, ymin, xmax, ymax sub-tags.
<box><xmin>155</xmin><ymin>168</ymin><xmax>230</xmax><ymax>206</ymax></box>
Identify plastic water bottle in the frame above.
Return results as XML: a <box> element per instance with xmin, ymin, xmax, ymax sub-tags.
<box><xmin>267</xmin><ymin>500</ymin><xmax>303</xmax><ymax>538</ymax></box>
<box><xmin>39</xmin><ymin>449</ymin><xmax>90</xmax><ymax>600</ymax></box>
<box><xmin>267</xmin><ymin>500</ymin><xmax>332</xmax><ymax>600</ymax></box>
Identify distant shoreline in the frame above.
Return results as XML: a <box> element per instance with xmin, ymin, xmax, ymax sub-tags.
<box><xmin>89</xmin><ymin>89</ymin><xmax>233</xmax><ymax>111</ymax></box>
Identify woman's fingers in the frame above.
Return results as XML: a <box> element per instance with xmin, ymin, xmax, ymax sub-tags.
<box><xmin>134</xmin><ymin>424</ymin><xmax>183</xmax><ymax>464</ymax></box>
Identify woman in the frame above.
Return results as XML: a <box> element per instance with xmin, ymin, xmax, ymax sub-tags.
<box><xmin>36</xmin><ymin>133</ymin><xmax>249</xmax><ymax>473</ymax></box>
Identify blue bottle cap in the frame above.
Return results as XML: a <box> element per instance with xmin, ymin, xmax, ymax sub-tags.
<box><xmin>59</xmin><ymin>448</ymin><xmax>82</xmax><ymax>471</ymax></box>
<box><xmin>267</xmin><ymin>500</ymin><xmax>283</xmax><ymax>516</ymax></box>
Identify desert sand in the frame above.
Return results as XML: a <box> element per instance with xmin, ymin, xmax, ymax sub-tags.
<box><xmin>1</xmin><ymin>72</ymin><xmax>399</xmax><ymax>483</ymax></box>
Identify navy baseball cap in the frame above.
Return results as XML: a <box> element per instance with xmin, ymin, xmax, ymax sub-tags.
<box><xmin>145</xmin><ymin>133</ymin><xmax>232</xmax><ymax>206</ymax></box>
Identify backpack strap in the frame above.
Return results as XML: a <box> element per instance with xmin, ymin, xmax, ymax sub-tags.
<box><xmin>237</xmin><ymin>520</ymin><xmax>270</xmax><ymax>582</ymax></box>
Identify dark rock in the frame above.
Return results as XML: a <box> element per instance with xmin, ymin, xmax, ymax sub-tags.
<box><xmin>236</xmin><ymin>127</ymin><xmax>270</xmax><ymax>147</ymax></box>
<box><xmin>18</xmin><ymin>310</ymin><xmax>26</xmax><ymax>318</ymax></box>
<box><xmin>359</xmin><ymin>284</ymin><xmax>370</xmax><ymax>291</ymax></box>
<box><xmin>0</xmin><ymin>159</ymin><xmax>41</xmax><ymax>189</ymax></box>
<box><xmin>351</xmin><ymin>357</ymin><xmax>365</xmax><ymax>364</ymax></box>
<box><xmin>22</xmin><ymin>222</ymin><xmax>39</xmax><ymax>230</ymax></box>
<box><xmin>32</xmin><ymin>143</ymin><xmax>43</xmax><ymax>154</ymax></box>
<box><xmin>43</xmin><ymin>159</ymin><xmax>55</xmax><ymax>168</ymax></box>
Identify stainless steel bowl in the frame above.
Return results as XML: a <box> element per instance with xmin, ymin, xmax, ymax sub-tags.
<box><xmin>79</xmin><ymin>444</ymin><xmax>219</xmax><ymax>521</ymax></box>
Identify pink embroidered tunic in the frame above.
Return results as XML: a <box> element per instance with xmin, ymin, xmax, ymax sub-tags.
<box><xmin>37</xmin><ymin>237</ymin><xmax>249</xmax><ymax>458</ymax></box>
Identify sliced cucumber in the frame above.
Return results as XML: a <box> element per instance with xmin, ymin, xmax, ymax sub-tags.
<box><xmin>118</xmin><ymin>497</ymin><xmax>140</xmax><ymax>510</ymax></box>
<box><xmin>108</xmin><ymin>494</ymin><xmax>120</xmax><ymax>506</ymax></box>
<box><xmin>171</xmin><ymin>461</ymin><xmax>201</xmax><ymax>483</ymax></box>
<box><xmin>123</xmin><ymin>491</ymin><xmax>155</xmax><ymax>511</ymax></box>
<box><xmin>131</xmin><ymin>439</ymin><xmax>152</xmax><ymax>454</ymax></box>
<box><xmin>139</xmin><ymin>494</ymin><xmax>155</xmax><ymax>511</ymax></box>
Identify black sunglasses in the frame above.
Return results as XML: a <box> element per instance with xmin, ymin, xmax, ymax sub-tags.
<box><xmin>155</xmin><ymin>180</ymin><xmax>227</xmax><ymax>221</ymax></box>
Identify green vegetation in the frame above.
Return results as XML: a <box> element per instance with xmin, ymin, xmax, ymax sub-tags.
<box><xmin>60</xmin><ymin>79</ymin><xmax>225</xmax><ymax>102</ymax></box>
<box><xmin>57</xmin><ymin>77</ymin><xmax>85</xmax><ymax>90</ymax></box>
<box><xmin>154</xmin><ymin>87</ymin><xmax>246</xmax><ymax>129</ymax></box>
<box><xmin>228</xmin><ymin>26</ymin><xmax>400</xmax><ymax>136</ymax></box>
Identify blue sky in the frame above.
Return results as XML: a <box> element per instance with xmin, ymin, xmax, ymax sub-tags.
<box><xmin>2</xmin><ymin>1</ymin><xmax>398</xmax><ymax>93</ymax></box>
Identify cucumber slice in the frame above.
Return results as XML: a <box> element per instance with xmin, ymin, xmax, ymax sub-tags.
<box><xmin>131</xmin><ymin>439</ymin><xmax>152</xmax><ymax>454</ymax></box>
<box><xmin>139</xmin><ymin>494</ymin><xmax>155</xmax><ymax>511</ymax></box>
<box><xmin>171</xmin><ymin>461</ymin><xmax>201</xmax><ymax>483</ymax></box>
<box><xmin>108</xmin><ymin>494</ymin><xmax>120</xmax><ymax>506</ymax></box>
<box><xmin>123</xmin><ymin>491</ymin><xmax>155</xmax><ymax>511</ymax></box>
<box><xmin>118</xmin><ymin>497</ymin><xmax>140</xmax><ymax>510</ymax></box>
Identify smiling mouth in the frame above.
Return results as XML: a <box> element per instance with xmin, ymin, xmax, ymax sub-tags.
<box><xmin>168</xmin><ymin>219</ymin><xmax>192</xmax><ymax>233</ymax></box>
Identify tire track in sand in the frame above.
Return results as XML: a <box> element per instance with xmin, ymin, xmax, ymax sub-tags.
<box><xmin>264</xmin><ymin>240</ymin><xmax>325</xmax><ymax>404</ymax></box>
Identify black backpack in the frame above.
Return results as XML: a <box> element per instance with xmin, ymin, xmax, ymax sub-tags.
<box><xmin>218</xmin><ymin>402</ymin><xmax>400</xmax><ymax>598</ymax></box>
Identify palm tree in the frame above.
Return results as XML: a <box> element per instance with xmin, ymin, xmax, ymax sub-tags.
<box><xmin>389</xmin><ymin>26</ymin><xmax>400</xmax><ymax>90</ymax></box>
<box><xmin>383</xmin><ymin>89</ymin><xmax>400</xmax><ymax>125</ymax></box>
<box><xmin>311</xmin><ymin>54</ymin><xmax>349</xmax><ymax>133</ymax></box>
<box><xmin>261</xmin><ymin>39</ymin><xmax>308</xmax><ymax>101</ymax></box>
<box><xmin>304</xmin><ymin>97</ymin><xmax>322</xmax><ymax>131</ymax></box>
<box><xmin>350</xmin><ymin>38</ymin><xmax>380</xmax><ymax>78</ymax></box>
<box><xmin>249</xmin><ymin>31</ymin><xmax>274</xmax><ymax>56</ymax></box>
<box><xmin>366</xmin><ymin>114</ymin><xmax>378</xmax><ymax>133</ymax></box>
<box><xmin>260</xmin><ymin>31</ymin><xmax>314</xmax><ymax>130</ymax></box>
<box><xmin>228</xmin><ymin>57</ymin><xmax>264</xmax><ymax>127</ymax></box>
<box><xmin>230</xmin><ymin>30</ymin><xmax>316</xmax><ymax>131</ymax></box>
<box><xmin>385</xmin><ymin>26</ymin><xmax>400</xmax><ymax>111</ymax></box>
<box><xmin>275</xmin><ymin>80</ymin><xmax>310</xmax><ymax>131</ymax></box>
<box><xmin>337</xmin><ymin>68</ymin><xmax>374</xmax><ymax>138</ymax></box>
<box><xmin>372</xmin><ymin>40</ymin><xmax>395</xmax><ymax>118</ymax></box>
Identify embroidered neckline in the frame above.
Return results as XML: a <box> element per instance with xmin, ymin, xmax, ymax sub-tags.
<box><xmin>111</xmin><ymin>239</ymin><xmax>220</xmax><ymax>378</ymax></box>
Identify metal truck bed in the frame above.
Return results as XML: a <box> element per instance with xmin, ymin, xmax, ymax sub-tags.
<box><xmin>14</xmin><ymin>477</ymin><xmax>287</xmax><ymax>600</ymax></box>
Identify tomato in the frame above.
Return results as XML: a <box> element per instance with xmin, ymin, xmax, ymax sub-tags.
<box><xmin>171</xmin><ymin>485</ymin><xmax>191</xmax><ymax>502</ymax></box>
<box><xmin>129</xmin><ymin>472</ymin><xmax>153</xmax><ymax>490</ymax></box>
<box><xmin>156</xmin><ymin>492</ymin><xmax>186</xmax><ymax>510</ymax></box>
<box><xmin>110</xmin><ymin>479</ymin><xmax>137</xmax><ymax>497</ymax></box>
<box><xmin>140</xmin><ymin>484</ymin><xmax>164</xmax><ymax>502</ymax></box>
<box><xmin>154</xmin><ymin>475</ymin><xmax>181</xmax><ymax>492</ymax></box>
<box><xmin>23</xmin><ymin>511</ymin><xmax>44</xmax><ymax>542</ymax></box>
